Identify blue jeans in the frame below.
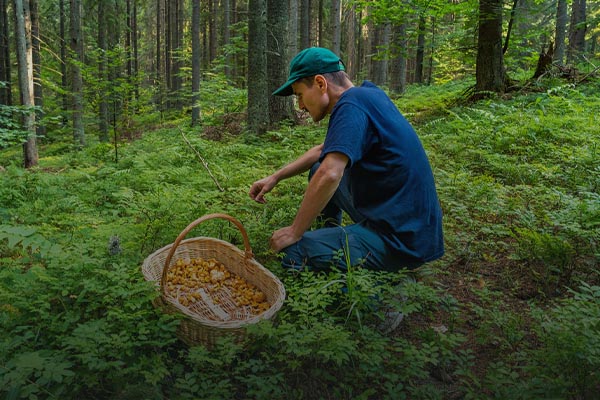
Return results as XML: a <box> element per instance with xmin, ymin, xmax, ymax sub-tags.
<box><xmin>281</xmin><ymin>163</ymin><xmax>421</xmax><ymax>272</ymax></box>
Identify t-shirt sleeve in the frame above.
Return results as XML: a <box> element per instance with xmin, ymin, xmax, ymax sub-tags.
<box><xmin>320</xmin><ymin>103</ymin><xmax>372</xmax><ymax>168</ymax></box>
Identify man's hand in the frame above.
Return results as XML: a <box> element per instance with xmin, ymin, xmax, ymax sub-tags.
<box><xmin>249</xmin><ymin>175</ymin><xmax>278</xmax><ymax>204</ymax></box>
<box><xmin>270</xmin><ymin>226</ymin><xmax>302</xmax><ymax>253</ymax></box>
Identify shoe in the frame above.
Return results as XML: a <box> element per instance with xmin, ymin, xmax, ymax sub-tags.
<box><xmin>377</xmin><ymin>310</ymin><xmax>404</xmax><ymax>334</ymax></box>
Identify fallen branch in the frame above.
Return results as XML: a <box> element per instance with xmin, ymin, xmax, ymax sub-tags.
<box><xmin>577</xmin><ymin>64</ymin><xmax>600</xmax><ymax>85</ymax></box>
<box><xmin>179</xmin><ymin>128</ymin><xmax>225</xmax><ymax>192</ymax></box>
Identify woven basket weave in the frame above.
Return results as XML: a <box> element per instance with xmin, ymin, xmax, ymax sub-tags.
<box><xmin>141</xmin><ymin>213</ymin><xmax>286</xmax><ymax>347</ymax></box>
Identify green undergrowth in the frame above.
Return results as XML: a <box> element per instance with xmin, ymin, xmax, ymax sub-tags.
<box><xmin>1</xmin><ymin>77</ymin><xmax>599</xmax><ymax>399</ymax></box>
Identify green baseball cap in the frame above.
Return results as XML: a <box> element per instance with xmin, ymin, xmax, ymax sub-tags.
<box><xmin>272</xmin><ymin>47</ymin><xmax>345</xmax><ymax>96</ymax></box>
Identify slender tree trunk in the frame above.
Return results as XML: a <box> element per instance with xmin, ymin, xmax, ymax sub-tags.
<box><xmin>345</xmin><ymin>3</ymin><xmax>357</xmax><ymax>79</ymax></box>
<box><xmin>289</xmin><ymin>0</ymin><xmax>298</xmax><ymax>58</ymax></box>
<box><xmin>567</xmin><ymin>0</ymin><xmax>586</xmax><ymax>64</ymax></box>
<box><xmin>390</xmin><ymin>22</ymin><xmax>408</xmax><ymax>94</ymax></box>
<box><xmin>29</xmin><ymin>0</ymin><xmax>44</xmax><ymax>137</ymax></box>
<box><xmin>362</xmin><ymin>8</ymin><xmax>372</xmax><ymax>78</ymax></box>
<box><xmin>0</xmin><ymin>0</ymin><xmax>12</xmax><ymax>106</ymax></box>
<box><xmin>553</xmin><ymin>0</ymin><xmax>567</xmax><ymax>65</ymax></box>
<box><xmin>126</xmin><ymin>0</ymin><xmax>132</xmax><ymax>81</ymax></box>
<box><xmin>191</xmin><ymin>0</ymin><xmax>201</xmax><ymax>126</ymax></box>
<box><xmin>133</xmin><ymin>1</ymin><xmax>138</xmax><ymax>101</ymax></box>
<box><xmin>267</xmin><ymin>0</ymin><xmax>292</xmax><ymax>125</ymax></box>
<box><xmin>502</xmin><ymin>0</ymin><xmax>518</xmax><ymax>55</ymax></box>
<box><xmin>223</xmin><ymin>0</ymin><xmax>231</xmax><ymax>79</ymax></box>
<box><xmin>165</xmin><ymin>0</ymin><xmax>171</xmax><ymax>101</ymax></box>
<box><xmin>414</xmin><ymin>14</ymin><xmax>426</xmax><ymax>83</ymax></box>
<box><xmin>427</xmin><ymin>16</ymin><xmax>435</xmax><ymax>85</ymax></box>
<box><xmin>155</xmin><ymin>0</ymin><xmax>163</xmax><ymax>112</ymax></box>
<box><xmin>97</xmin><ymin>0</ymin><xmax>109</xmax><ymax>141</ymax></box>
<box><xmin>70</xmin><ymin>0</ymin><xmax>85</xmax><ymax>147</ymax></box>
<box><xmin>13</xmin><ymin>0</ymin><xmax>38</xmax><ymax>167</ymax></box>
<box><xmin>59</xmin><ymin>0</ymin><xmax>68</xmax><ymax>125</ymax></box>
<box><xmin>247</xmin><ymin>0</ymin><xmax>268</xmax><ymax>134</ymax></box>
<box><xmin>172</xmin><ymin>0</ymin><xmax>182</xmax><ymax>108</ymax></box>
<box><xmin>372</xmin><ymin>22</ymin><xmax>390</xmax><ymax>86</ymax></box>
<box><xmin>331</xmin><ymin>0</ymin><xmax>341</xmax><ymax>56</ymax></box>
<box><xmin>475</xmin><ymin>0</ymin><xmax>506</xmax><ymax>95</ymax></box>
<box><xmin>318</xmin><ymin>0</ymin><xmax>323</xmax><ymax>47</ymax></box>
<box><xmin>209</xmin><ymin>0</ymin><xmax>217</xmax><ymax>63</ymax></box>
<box><xmin>300</xmin><ymin>0</ymin><xmax>310</xmax><ymax>49</ymax></box>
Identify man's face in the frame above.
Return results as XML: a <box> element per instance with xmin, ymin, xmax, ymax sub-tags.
<box><xmin>292</xmin><ymin>76</ymin><xmax>329</xmax><ymax>123</ymax></box>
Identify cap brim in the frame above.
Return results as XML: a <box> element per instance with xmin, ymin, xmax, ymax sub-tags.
<box><xmin>272</xmin><ymin>79</ymin><xmax>295</xmax><ymax>96</ymax></box>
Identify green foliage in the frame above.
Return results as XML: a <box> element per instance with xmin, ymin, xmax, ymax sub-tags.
<box><xmin>1</xmin><ymin>77</ymin><xmax>599</xmax><ymax>398</ymax></box>
<box><xmin>0</xmin><ymin>104</ymin><xmax>37</xmax><ymax>149</ymax></box>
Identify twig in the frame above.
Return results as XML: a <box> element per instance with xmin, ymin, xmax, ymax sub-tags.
<box><xmin>577</xmin><ymin>64</ymin><xmax>600</xmax><ymax>85</ymax></box>
<box><xmin>179</xmin><ymin>128</ymin><xmax>225</xmax><ymax>192</ymax></box>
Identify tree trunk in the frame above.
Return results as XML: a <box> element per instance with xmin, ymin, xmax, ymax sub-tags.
<box><xmin>59</xmin><ymin>0</ymin><xmax>68</xmax><ymax>125</ymax></box>
<box><xmin>566</xmin><ymin>0</ymin><xmax>586</xmax><ymax>65</ymax></box>
<box><xmin>70</xmin><ymin>0</ymin><xmax>85</xmax><ymax>147</ymax></box>
<box><xmin>133</xmin><ymin>1</ymin><xmax>138</xmax><ymax>101</ymax></box>
<box><xmin>223</xmin><ymin>0</ymin><xmax>231</xmax><ymax>79</ymax></box>
<box><xmin>97</xmin><ymin>0</ymin><xmax>109</xmax><ymax>142</ymax></box>
<box><xmin>390</xmin><ymin>22</ymin><xmax>408</xmax><ymax>94</ymax></box>
<box><xmin>247</xmin><ymin>0</ymin><xmax>268</xmax><ymax>134</ymax></box>
<box><xmin>318</xmin><ymin>0</ymin><xmax>323</xmax><ymax>47</ymax></box>
<box><xmin>345</xmin><ymin>4</ymin><xmax>357</xmax><ymax>79</ymax></box>
<box><xmin>502</xmin><ymin>0</ymin><xmax>518</xmax><ymax>55</ymax></box>
<box><xmin>191</xmin><ymin>0</ymin><xmax>201</xmax><ymax>126</ymax></box>
<box><xmin>475</xmin><ymin>0</ymin><xmax>506</xmax><ymax>95</ymax></box>
<box><xmin>209</xmin><ymin>0</ymin><xmax>217</xmax><ymax>63</ymax></box>
<box><xmin>372</xmin><ymin>22</ymin><xmax>391</xmax><ymax>86</ymax></box>
<box><xmin>289</xmin><ymin>0</ymin><xmax>298</xmax><ymax>58</ymax></box>
<box><xmin>165</xmin><ymin>0</ymin><xmax>171</xmax><ymax>100</ymax></box>
<box><xmin>267</xmin><ymin>0</ymin><xmax>292</xmax><ymax>126</ymax></box>
<box><xmin>13</xmin><ymin>0</ymin><xmax>38</xmax><ymax>167</ymax></box>
<box><xmin>0</xmin><ymin>0</ymin><xmax>12</xmax><ymax>106</ymax></box>
<box><xmin>553</xmin><ymin>0</ymin><xmax>567</xmax><ymax>65</ymax></box>
<box><xmin>155</xmin><ymin>0</ymin><xmax>164</xmax><ymax>112</ymax></box>
<box><xmin>414</xmin><ymin>14</ymin><xmax>426</xmax><ymax>84</ymax></box>
<box><xmin>29</xmin><ymin>0</ymin><xmax>44</xmax><ymax>137</ymax></box>
<box><xmin>331</xmin><ymin>0</ymin><xmax>341</xmax><ymax>56</ymax></box>
<box><xmin>300</xmin><ymin>0</ymin><xmax>310</xmax><ymax>49</ymax></box>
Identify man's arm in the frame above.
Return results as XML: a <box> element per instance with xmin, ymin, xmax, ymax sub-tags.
<box><xmin>270</xmin><ymin>151</ymin><xmax>349</xmax><ymax>252</ymax></box>
<box><xmin>249</xmin><ymin>144</ymin><xmax>324</xmax><ymax>203</ymax></box>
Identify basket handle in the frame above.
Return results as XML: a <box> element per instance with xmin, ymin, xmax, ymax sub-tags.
<box><xmin>160</xmin><ymin>213</ymin><xmax>254</xmax><ymax>295</ymax></box>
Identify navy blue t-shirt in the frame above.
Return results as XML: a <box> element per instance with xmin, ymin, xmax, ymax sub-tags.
<box><xmin>320</xmin><ymin>81</ymin><xmax>444</xmax><ymax>264</ymax></box>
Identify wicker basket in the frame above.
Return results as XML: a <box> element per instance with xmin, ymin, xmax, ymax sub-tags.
<box><xmin>141</xmin><ymin>213</ymin><xmax>286</xmax><ymax>347</ymax></box>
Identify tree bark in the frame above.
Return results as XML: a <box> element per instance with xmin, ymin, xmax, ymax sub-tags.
<box><xmin>223</xmin><ymin>0</ymin><xmax>231</xmax><ymax>79</ymax></box>
<box><xmin>191</xmin><ymin>0</ymin><xmax>201</xmax><ymax>126</ymax></box>
<box><xmin>331</xmin><ymin>0</ymin><xmax>341</xmax><ymax>56</ymax></box>
<box><xmin>289</xmin><ymin>0</ymin><xmax>298</xmax><ymax>58</ymax></box>
<box><xmin>414</xmin><ymin>14</ymin><xmax>426</xmax><ymax>84</ymax></box>
<box><xmin>267</xmin><ymin>0</ymin><xmax>292</xmax><ymax>125</ymax></box>
<box><xmin>345</xmin><ymin>4</ymin><xmax>357</xmax><ymax>80</ymax></box>
<box><xmin>372</xmin><ymin>22</ymin><xmax>391</xmax><ymax>86</ymax></box>
<box><xmin>59</xmin><ymin>0</ymin><xmax>68</xmax><ymax>125</ymax></box>
<box><xmin>13</xmin><ymin>0</ymin><xmax>38</xmax><ymax>167</ymax></box>
<box><xmin>475</xmin><ymin>0</ymin><xmax>506</xmax><ymax>95</ymax></box>
<box><xmin>553</xmin><ymin>0</ymin><xmax>567</xmax><ymax>65</ymax></box>
<box><xmin>247</xmin><ymin>0</ymin><xmax>268</xmax><ymax>134</ymax></box>
<box><xmin>300</xmin><ymin>0</ymin><xmax>310</xmax><ymax>49</ymax></box>
<box><xmin>70</xmin><ymin>0</ymin><xmax>85</xmax><ymax>147</ymax></box>
<box><xmin>0</xmin><ymin>0</ymin><xmax>12</xmax><ymax>106</ymax></box>
<box><xmin>97</xmin><ymin>0</ymin><xmax>109</xmax><ymax>141</ymax></box>
<box><xmin>209</xmin><ymin>0</ymin><xmax>217</xmax><ymax>63</ymax></box>
<box><xmin>390</xmin><ymin>22</ymin><xmax>407</xmax><ymax>94</ymax></box>
<box><xmin>566</xmin><ymin>0</ymin><xmax>586</xmax><ymax>65</ymax></box>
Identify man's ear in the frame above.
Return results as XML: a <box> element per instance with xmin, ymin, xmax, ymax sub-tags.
<box><xmin>314</xmin><ymin>75</ymin><xmax>328</xmax><ymax>93</ymax></box>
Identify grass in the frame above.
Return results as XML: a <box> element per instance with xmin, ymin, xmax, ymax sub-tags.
<box><xmin>1</xmin><ymin>76</ymin><xmax>599</xmax><ymax>399</ymax></box>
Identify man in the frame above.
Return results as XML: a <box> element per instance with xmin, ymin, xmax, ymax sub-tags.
<box><xmin>249</xmin><ymin>47</ymin><xmax>444</xmax><ymax>276</ymax></box>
